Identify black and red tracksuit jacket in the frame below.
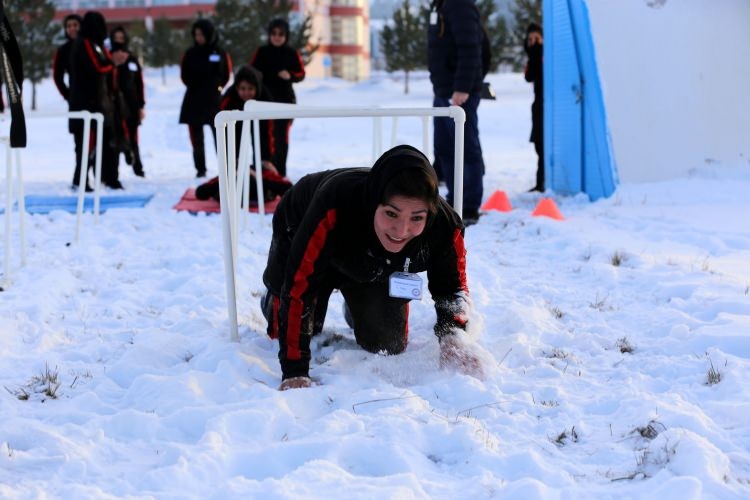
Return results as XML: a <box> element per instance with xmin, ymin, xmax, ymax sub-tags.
<box><xmin>263</xmin><ymin>145</ymin><xmax>469</xmax><ymax>380</ymax></box>
<box><xmin>249</xmin><ymin>44</ymin><xmax>305</xmax><ymax>104</ymax></box>
<box><xmin>219</xmin><ymin>84</ymin><xmax>274</xmax><ymax>164</ymax></box>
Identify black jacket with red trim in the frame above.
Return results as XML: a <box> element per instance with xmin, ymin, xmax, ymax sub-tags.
<box><xmin>219</xmin><ymin>66</ymin><xmax>274</xmax><ymax>164</ymax></box>
<box><xmin>115</xmin><ymin>52</ymin><xmax>145</xmax><ymax>117</ymax></box>
<box><xmin>263</xmin><ymin>145</ymin><xmax>469</xmax><ymax>380</ymax></box>
<box><xmin>69</xmin><ymin>12</ymin><xmax>115</xmax><ymax>128</ymax></box>
<box><xmin>249</xmin><ymin>44</ymin><xmax>305</xmax><ymax>104</ymax></box>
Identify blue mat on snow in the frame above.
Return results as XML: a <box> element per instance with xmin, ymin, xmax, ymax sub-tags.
<box><xmin>12</xmin><ymin>194</ymin><xmax>154</xmax><ymax>215</ymax></box>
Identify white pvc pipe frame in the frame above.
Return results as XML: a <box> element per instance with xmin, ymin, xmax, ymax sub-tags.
<box><xmin>214</xmin><ymin>102</ymin><xmax>466</xmax><ymax>341</ymax></box>
<box><xmin>2</xmin><ymin>111</ymin><xmax>103</xmax><ymax>289</ymax></box>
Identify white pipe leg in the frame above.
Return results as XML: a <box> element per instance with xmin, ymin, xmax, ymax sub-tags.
<box><xmin>75</xmin><ymin>115</ymin><xmax>91</xmax><ymax>242</ymax></box>
<box><xmin>14</xmin><ymin>149</ymin><xmax>26</xmax><ymax>266</ymax></box>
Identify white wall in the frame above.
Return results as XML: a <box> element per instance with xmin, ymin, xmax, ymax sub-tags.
<box><xmin>586</xmin><ymin>0</ymin><xmax>750</xmax><ymax>182</ymax></box>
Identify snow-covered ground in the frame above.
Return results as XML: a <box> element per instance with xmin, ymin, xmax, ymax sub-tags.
<box><xmin>1</xmin><ymin>68</ymin><xmax>749</xmax><ymax>498</ymax></box>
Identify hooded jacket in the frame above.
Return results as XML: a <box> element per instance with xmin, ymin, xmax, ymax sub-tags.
<box><xmin>110</xmin><ymin>26</ymin><xmax>145</xmax><ymax>115</ymax></box>
<box><xmin>249</xmin><ymin>18</ymin><xmax>305</xmax><ymax>104</ymax></box>
<box><xmin>219</xmin><ymin>65</ymin><xmax>274</xmax><ymax>163</ymax></box>
<box><xmin>179</xmin><ymin>19</ymin><xmax>232</xmax><ymax>125</ymax></box>
<box><xmin>69</xmin><ymin>12</ymin><xmax>115</xmax><ymax>122</ymax></box>
<box><xmin>263</xmin><ymin>145</ymin><xmax>469</xmax><ymax>380</ymax></box>
<box><xmin>427</xmin><ymin>0</ymin><xmax>484</xmax><ymax>98</ymax></box>
<box><xmin>524</xmin><ymin>23</ymin><xmax>543</xmax><ymax>144</ymax></box>
<box><xmin>52</xmin><ymin>14</ymin><xmax>82</xmax><ymax>102</ymax></box>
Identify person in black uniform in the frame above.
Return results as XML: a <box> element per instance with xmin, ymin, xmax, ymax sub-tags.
<box><xmin>110</xmin><ymin>26</ymin><xmax>146</xmax><ymax>178</ymax></box>
<box><xmin>524</xmin><ymin>22</ymin><xmax>544</xmax><ymax>192</ymax></box>
<box><xmin>261</xmin><ymin>145</ymin><xmax>482</xmax><ymax>390</ymax></box>
<box><xmin>195</xmin><ymin>65</ymin><xmax>291</xmax><ymax>203</ymax></box>
<box><xmin>178</xmin><ymin>19</ymin><xmax>232</xmax><ymax>177</ymax></box>
<box><xmin>52</xmin><ymin>14</ymin><xmax>87</xmax><ymax>190</ymax></box>
<box><xmin>249</xmin><ymin>18</ymin><xmax>305</xmax><ymax>177</ymax></box>
<box><xmin>69</xmin><ymin>11</ymin><xmax>125</xmax><ymax>190</ymax></box>
<box><xmin>427</xmin><ymin>0</ymin><xmax>486</xmax><ymax>225</ymax></box>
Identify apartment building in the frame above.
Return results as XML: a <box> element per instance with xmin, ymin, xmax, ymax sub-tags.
<box><xmin>53</xmin><ymin>0</ymin><xmax>370</xmax><ymax>81</ymax></box>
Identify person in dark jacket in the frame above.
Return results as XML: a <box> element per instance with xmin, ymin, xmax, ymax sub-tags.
<box><xmin>524</xmin><ymin>22</ymin><xmax>544</xmax><ymax>192</ymax></box>
<box><xmin>179</xmin><ymin>19</ymin><xmax>232</xmax><ymax>177</ymax></box>
<box><xmin>196</xmin><ymin>65</ymin><xmax>291</xmax><ymax>202</ymax></box>
<box><xmin>52</xmin><ymin>14</ymin><xmax>86</xmax><ymax>190</ymax></box>
<box><xmin>69</xmin><ymin>11</ymin><xmax>125</xmax><ymax>190</ymax></box>
<box><xmin>110</xmin><ymin>26</ymin><xmax>145</xmax><ymax>177</ymax></box>
<box><xmin>249</xmin><ymin>18</ymin><xmax>305</xmax><ymax>177</ymax></box>
<box><xmin>428</xmin><ymin>0</ymin><xmax>486</xmax><ymax>225</ymax></box>
<box><xmin>53</xmin><ymin>14</ymin><xmax>81</xmax><ymax>102</ymax></box>
<box><xmin>261</xmin><ymin>145</ymin><xmax>481</xmax><ymax>390</ymax></box>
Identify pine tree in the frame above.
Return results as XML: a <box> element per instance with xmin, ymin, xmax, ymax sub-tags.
<box><xmin>510</xmin><ymin>0</ymin><xmax>542</xmax><ymax>70</ymax></box>
<box><xmin>476</xmin><ymin>0</ymin><xmax>514</xmax><ymax>72</ymax></box>
<box><xmin>144</xmin><ymin>16</ymin><xmax>182</xmax><ymax>84</ymax></box>
<box><xmin>380</xmin><ymin>0</ymin><xmax>425</xmax><ymax>94</ymax></box>
<box><xmin>5</xmin><ymin>0</ymin><xmax>59</xmax><ymax>110</ymax></box>
<box><xmin>213</xmin><ymin>0</ymin><xmax>317</xmax><ymax>67</ymax></box>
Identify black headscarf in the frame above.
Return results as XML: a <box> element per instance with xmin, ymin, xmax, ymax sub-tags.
<box><xmin>109</xmin><ymin>25</ymin><xmax>129</xmax><ymax>52</ymax></box>
<box><xmin>192</xmin><ymin>18</ymin><xmax>217</xmax><ymax>47</ymax></box>
<box><xmin>267</xmin><ymin>18</ymin><xmax>290</xmax><ymax>44</ymax></box>
<box><xmin>365</xmin><ymin>145</ymin><xmax>439</xmax><ymax>217</ymax></box>
<box><xmin>79</xmin><ymin>11</ymin><xmax>107</xmax><ymax>45</ymax></box>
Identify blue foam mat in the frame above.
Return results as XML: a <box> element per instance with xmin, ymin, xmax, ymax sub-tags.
<box><xmin>1</xmin><ymin>194</ymin><xmax>154</xmax><ymax>215</ymax></box>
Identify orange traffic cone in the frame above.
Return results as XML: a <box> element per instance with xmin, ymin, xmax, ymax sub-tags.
<box><xmin>480</xmin><ymin>190</ymin><xmax>512</xmax><ymax>212</ymax></box>
<box><xmin>532</xmin><ymin>198</ymin><xmax>564</xmax><ymax>220</ymax></box>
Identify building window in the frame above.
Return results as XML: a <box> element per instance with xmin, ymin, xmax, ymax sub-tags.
<box><xmin>331</xmin><ymin>16</ymin><xmax>359</xmax><ymax>45</ymax></box>
<box><xmin>78</xmin><ymin>0</ymin><xmax>110</xmax><ymax>9</ymax></box>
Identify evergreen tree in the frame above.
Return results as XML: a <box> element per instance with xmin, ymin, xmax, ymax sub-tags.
<box><xmin>144</xmin><ymin>16</ymin><xmax>182</xmax><ymax>84</ymax></box>
<box><xmin>213</xmin><ymin>0</ymin><xmax>317</xmax><ymax>67</ymax></box>
<box><xmin>476</xmin><ymin>0</ymin><xmax>514</xmax><ymax>72</ymax></box>
<box><xmin>380</xmin><ymin>0</ymin><xmax>425</xmax><ymax>94</ymax></box>
<box><xmin>509</xmin><ymin>0</ymin><xmax>542</xmax><ymax>69</ymax></box>
<box><xmin>5</xmin><ymin>0</ymin><xmax>59</xmax><ymax>110</ymax></box>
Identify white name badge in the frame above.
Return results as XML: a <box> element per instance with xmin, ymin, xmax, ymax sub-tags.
<box><xmin>128</xmin><ymin>61</ymin><xmax>138</xmax><ymax>72</ymax></box>
<box><xmin>209</xmin><ymin>54</ymin><xmax>221</xmax><ymax>62</ymax></box>
<box><xmin>389</xmin><ymin>272</ymin><xmax>423</xmax><ymax>300</ymax></box>
<box><xmin>430</xmin><ymin>12</ymin><xmax>438</xmax><ymax>25</ymax></box>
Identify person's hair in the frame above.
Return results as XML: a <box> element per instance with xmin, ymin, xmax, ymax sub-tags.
<box><xmin>381</xmin><ymin>168</ymin><xmax>439</xmax><ymax>214</ymax></box>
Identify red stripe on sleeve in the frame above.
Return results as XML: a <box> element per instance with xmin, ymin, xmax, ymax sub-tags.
<box><xmin>452</xmin><ymin>228</ymin><xmax>468</xmax><ymax>293</ymax></box>
<box><xmin>291</xmin><ymin>51</ymin><xmax>306</xmax><ymax>79</ymax></box>
<box><xmin>84</xmin><ymin>40</ymin><xmax>113</xmax><ymax>73</ymax></box>
<box><xmin>286</xmin><ymin>208</ymin><xmax>337</xmax><ymax>359</ymax></box>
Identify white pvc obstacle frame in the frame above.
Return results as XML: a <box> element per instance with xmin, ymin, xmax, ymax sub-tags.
<box><xmin>214</xmin><ymin>102</ymin><xmax>467</xmax><ymax>341</ymax></box>
<box><xmin>2</xmin><ymin>111</ymin><xmax>103</xmax><ymax>289</ymax></box>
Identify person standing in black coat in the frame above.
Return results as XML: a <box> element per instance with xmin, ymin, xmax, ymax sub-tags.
<box><xmin>69</xmin><ymin>11</ymin><xmax>126</xmax><ymax>190</ymax></box>
<box><xmin>427</xmin><ymin>0</ymin><xmax>486</xmax><ymax>226</ymax></box>
<box><xmin>524</xmin><ymin>22</ymin><xmax>544</xmax><ymax>192</ymax></box>
<box><xmin>110</xmin><ymin>26</ymin><xmax>145</xmax><ymax>178</ymax></box>
<box><xmin>249</xmin><ymin>18</ymin><xmax>305</xmax><ymax>177</ymax></box>
<box><xmin>179</xmin><ymin>19</ymin><xmax>232</xmax><ymax>178</ymax></box>
<box><xmin>52</xmin><ymin>14</ymin><xmax>86</xmax><ymax>190</ymax></box>
<box><xmin>261</xmin><ymin>145</ymin><xmax>482</xmax><ymax>390</ymax></box>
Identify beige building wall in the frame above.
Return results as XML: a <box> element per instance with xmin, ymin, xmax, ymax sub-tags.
<box><xmin>300</xmin><ymin>0</ymin><xmax>370</xmax><ymax>81</ymax></box>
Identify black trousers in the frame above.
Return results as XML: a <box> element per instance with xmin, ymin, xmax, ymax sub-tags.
<box><xmin>263</xmin><ymin>280</ymin><xmax>409</xmax><ymax>355</ymax></box>
<box><xmin>534</xmin><ymin>138</ymin><xmax>544</xmax><ymax>190</ymax></box>
<box><xmin>272</xmin><ymin>118</ymin><xmax>292</xmax><ymax>177</ymax></box>
<box><xmin>188</xmin><ymin>124</ymin><xmax>217</xmax><ymax>174</ymax></box>
<box><xmin>71</xmin><ymin>121</ymin><xmax>118</xmax><ymax>186</ymax></box>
